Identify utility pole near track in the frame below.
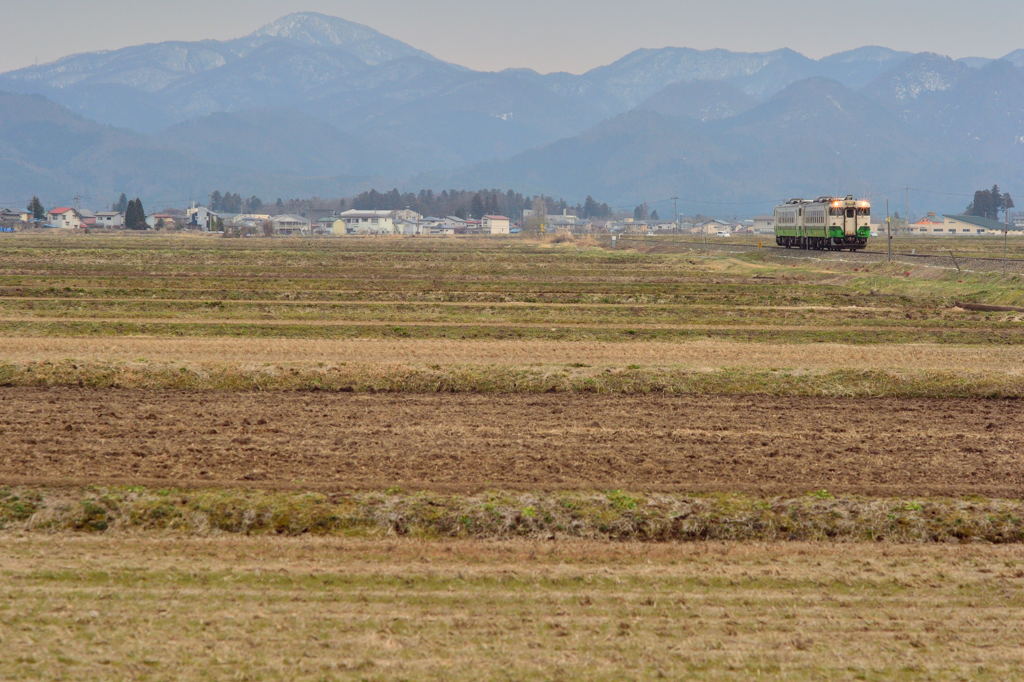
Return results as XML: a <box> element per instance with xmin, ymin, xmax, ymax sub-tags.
<box><xmin>886</xmin><ymin>199</ymin><xmax>892</xmax><ymax>263</ymax></box>
<box><xmin>1005</xmin><ymin>205</ymin><xmax>1011</xmax><ymax>276</ymax></box>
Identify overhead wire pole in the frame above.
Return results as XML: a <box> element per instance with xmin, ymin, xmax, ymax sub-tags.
<box><xmin>886</xmin><ymin>199</ymin><xmax>892</xmax><ymax>263</ymax></box>
<box><xmin>1005</xmin><ymin>204</ymin><xmax>1010</xmax><ymax>276</ymax></box>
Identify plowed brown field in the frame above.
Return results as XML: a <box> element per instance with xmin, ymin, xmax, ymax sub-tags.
<box><xmin>2</xmin><ymin>387</ymin><xmax>1021</xmax><ymax>496</ymax></box>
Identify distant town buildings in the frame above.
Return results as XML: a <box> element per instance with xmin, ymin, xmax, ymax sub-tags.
<box><xmin>12</xmin><ymin>195</ymin><xmax>1024</xmax><ymax>240</ymax></box>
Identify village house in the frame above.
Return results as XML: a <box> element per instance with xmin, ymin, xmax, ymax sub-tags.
<box><xmin>648</xmin><ymin>221</ymin><xmax>681</xmax><ymax>232</ymax></box>
<box><xmin>396</xmin><ymin>218</ymin><xmax>429</xmax><ymax>235</ymax></box>
<box><xmin>78</xmin><ymin>209</ymin><xmax>97</xmax><ymax>228</ymax></box>
<box><xmin>441</xmin><ymin>216</ymin><xmax>471</xmax><ymax>232</ymax></box>
<box><xmin>227</xmin><ymin>213</ymin><xmax>271</xmax><ymax>229</ymax></box>
<box><xmin>313</xmin><ymin>217</ymin><xmax>335</xmax><ymax>235</ymax></box>
<box><xmin>271</xmin><ymin>214</ymin><xmax>311</xmax><ymax>236</ymax></box>
<box><xmin>691</xmin><ymin>218</ymin><xmax>733</xmax><ymax>235</ymax></box>
<box><xmin>546</xmin><ymin>213</ymin><xmax>581</xmax><ymax>230</ymax></box>
<box><xmin>333</xmin><ymin>209</ymin><xmax>424</xmax><ymax>235</ymax></box>
<box><xmin>481</xmin><ymin>215</ymin><xmax>510</xmax><ymax>235</ymax></box>
<box><xmin>95</xmin><ymin>211</ymin><xmax>124</xmax><ymax>228</ymax></box>
<box><xmin>146</xmin><ymin>213</ymin><xmax>180</xmax><ymax>229</ymax></box>
<box><xmin>46</xmin><ymin>207</ymin><xmax>83</xmax><ymax>229</ymax></box>
<box><xmin>0</xmin><ymin>208</ymin><xmax>31</xmax><ymax>228</ymax></box>
<box><xmin>906</xmin><ymin>212</ymin><xmax>945</xmax><ymax>234</ymax></box>
<box><xmin>185</xmin><ymin>205</ymin><xmax>219</xmax><ymax>231</ymax></box>
<box><xmin>333</xmin><ymin>209</ymin><xmax>396</xmax><ymax>234</ymax></box>
<box><xmin>751</xmin><ymin>215</ymin><xmax>775</xmax><ymax>233</ymax></box>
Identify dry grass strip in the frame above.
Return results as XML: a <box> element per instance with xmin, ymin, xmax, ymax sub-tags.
<box><xmin>1</xmin><ymin>533</ymin><xmax>1022</xmax><ymax>679</ymax></box>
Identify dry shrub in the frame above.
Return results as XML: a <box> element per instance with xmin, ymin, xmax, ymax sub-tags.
<box><xmin>6</xmin><ymin>486</ymin><xmax>1024</xmax><ymax>543</ymax></box>
<box><xmin>537</xmin><ymin>231</ymin><xmax>600</xmax><ymax>248</ymax></box>
<box><xmin>544</xmin><ymin>230</ymin><xmax>576</xmax><ymax>245</ymax></box>
<box><xmin>1</xmin><ymin>360</ymin><xmax>1022</xmax><ymax>397</ymax></box>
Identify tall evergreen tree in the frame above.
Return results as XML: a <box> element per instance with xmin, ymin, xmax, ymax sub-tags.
<box><xmin>27</xmin><ymin>196</ymin><xmax>45</xmax><ymax>220</ymax></box>
<box><xmin>124</xmin><ymin>200</ymin><xmax>136</xmax><ymax>229</ymax></box>
<box><xmin>470</xmin><ymin>193</ymin><xmax>485</xmax><ymax>219</ymax></box>
<box><xmin>113</xmin><ymin>193</ymin><xmax>128</xmax><ymax>213</ymax></box>
<box><xmin>135</xmin><ymin>198</ymin><xmax>146</xmax><ymax>228</ymax></box>
<box><xmin>485</xmin><ymin>193</ymin><xmax>500</xmax><ymax>216</ymax></box>
<box><xmin>244</xmin><ymin>196</ymin><xmax>263</xmax><ymax>213</ymax></box>
<box><xmin>993</xmin><ymin>184</ymin><xmax>1014</xmax><ymax>218</ymax></box>
<box><xmin>125</xmin><ymin>198</ymin><xmax>147</xmax><ymax>229</ymax></box>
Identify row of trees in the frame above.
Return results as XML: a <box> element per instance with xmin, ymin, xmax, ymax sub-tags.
<box><xmin>350</xmin><ymin>188</ymin><xmax>612</xmax><ymax>220</ymax></box>
<box><xmin>632</xmin><ymin>203</ymin><xmax>663</xmax><ymax>221</ymax></box>
<box><xmin>208</xmin><ymin>191</ymin><xmax>267</xmax><ymax>214</ymax></box>
<box><xmin>966</xmin><ymin>185</ymin><xmax>1014</xmax><ymax>221</ymax></box>
<box><xmin>108</xmin><ymin>193</ymin><xmax>147</xmax><ymax>228</ymax></box>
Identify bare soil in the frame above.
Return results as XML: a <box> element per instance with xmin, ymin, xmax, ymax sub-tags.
<box><xmin>2</xmin><ymin>387</ymin><xmax>1022</xmax><ymax>496</ymax></box>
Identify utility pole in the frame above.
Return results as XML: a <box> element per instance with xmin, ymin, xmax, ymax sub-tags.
<box><xmin>1005</xmin><ymin>205</ymin><xmax>1010</xmax><ymax>276</ymax></box>
<box><xmin>886</xmin><ymin>199</ymin><xmax>892</xmax><ymax>263</ymax></box>
<box><xmin>672</xmin><ymin>196</ymin><xmax>679</xmax><ymax>233</ymax></box>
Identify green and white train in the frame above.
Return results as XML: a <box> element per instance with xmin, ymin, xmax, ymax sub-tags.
<box><xmin>774</xmin><ymin>195</ymin><xmax>871</xmax><ymax>250</ymax></box>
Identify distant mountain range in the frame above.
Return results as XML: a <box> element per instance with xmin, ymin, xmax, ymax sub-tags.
<box><xmin>0</xmin><ymin>11</ymin><xmax>1021</xmax><ymax>214</ymax></box>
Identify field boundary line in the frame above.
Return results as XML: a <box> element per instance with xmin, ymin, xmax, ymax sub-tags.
<box><xmin>0</xmin><ymin>315</ymin><xmax>998</xmax><ymax>332</ymax></box>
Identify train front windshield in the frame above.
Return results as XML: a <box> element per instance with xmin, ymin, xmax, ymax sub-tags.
<box><xmin>832</xmin><ymin>207</ymin><xmax>870</xmax><ymax>219</ymax></box>
<box><xmin>830</xmin><ymin>207</ymin><xmax>870</xmax><ymax>217</ymax></box>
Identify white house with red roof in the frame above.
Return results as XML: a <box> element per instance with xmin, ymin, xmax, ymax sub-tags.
<box><xmin>46</xmin><ymin>207</ymin><xmax>83</xmax><ymax>229</ymax></box>
<box><xmin>481</xmin><ymin>215</ymin><xmax>510</xmax><ymax>235</ymax></box>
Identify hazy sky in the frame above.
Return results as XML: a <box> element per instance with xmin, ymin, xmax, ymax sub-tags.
<box><xmin>3</xmin><ymin>0</ymin><xmax>1023</xmax><ymax>74</ymax></box>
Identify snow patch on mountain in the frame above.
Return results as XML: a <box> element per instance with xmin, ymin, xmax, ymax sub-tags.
<box><xmin>251</xmin><ymin>12</ymin><xmax>432</xmax><ymax>65</ymax></box>
<box><xmin>890</xmin><ymin>70</ymin><xmax>956</xmax><ymax>99</ymax></box>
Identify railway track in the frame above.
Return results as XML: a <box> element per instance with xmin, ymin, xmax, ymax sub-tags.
<box><xmin>613</xmin><ymin>236</ymin><xmax>1024</xmax><ymax>273</ymax></box>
